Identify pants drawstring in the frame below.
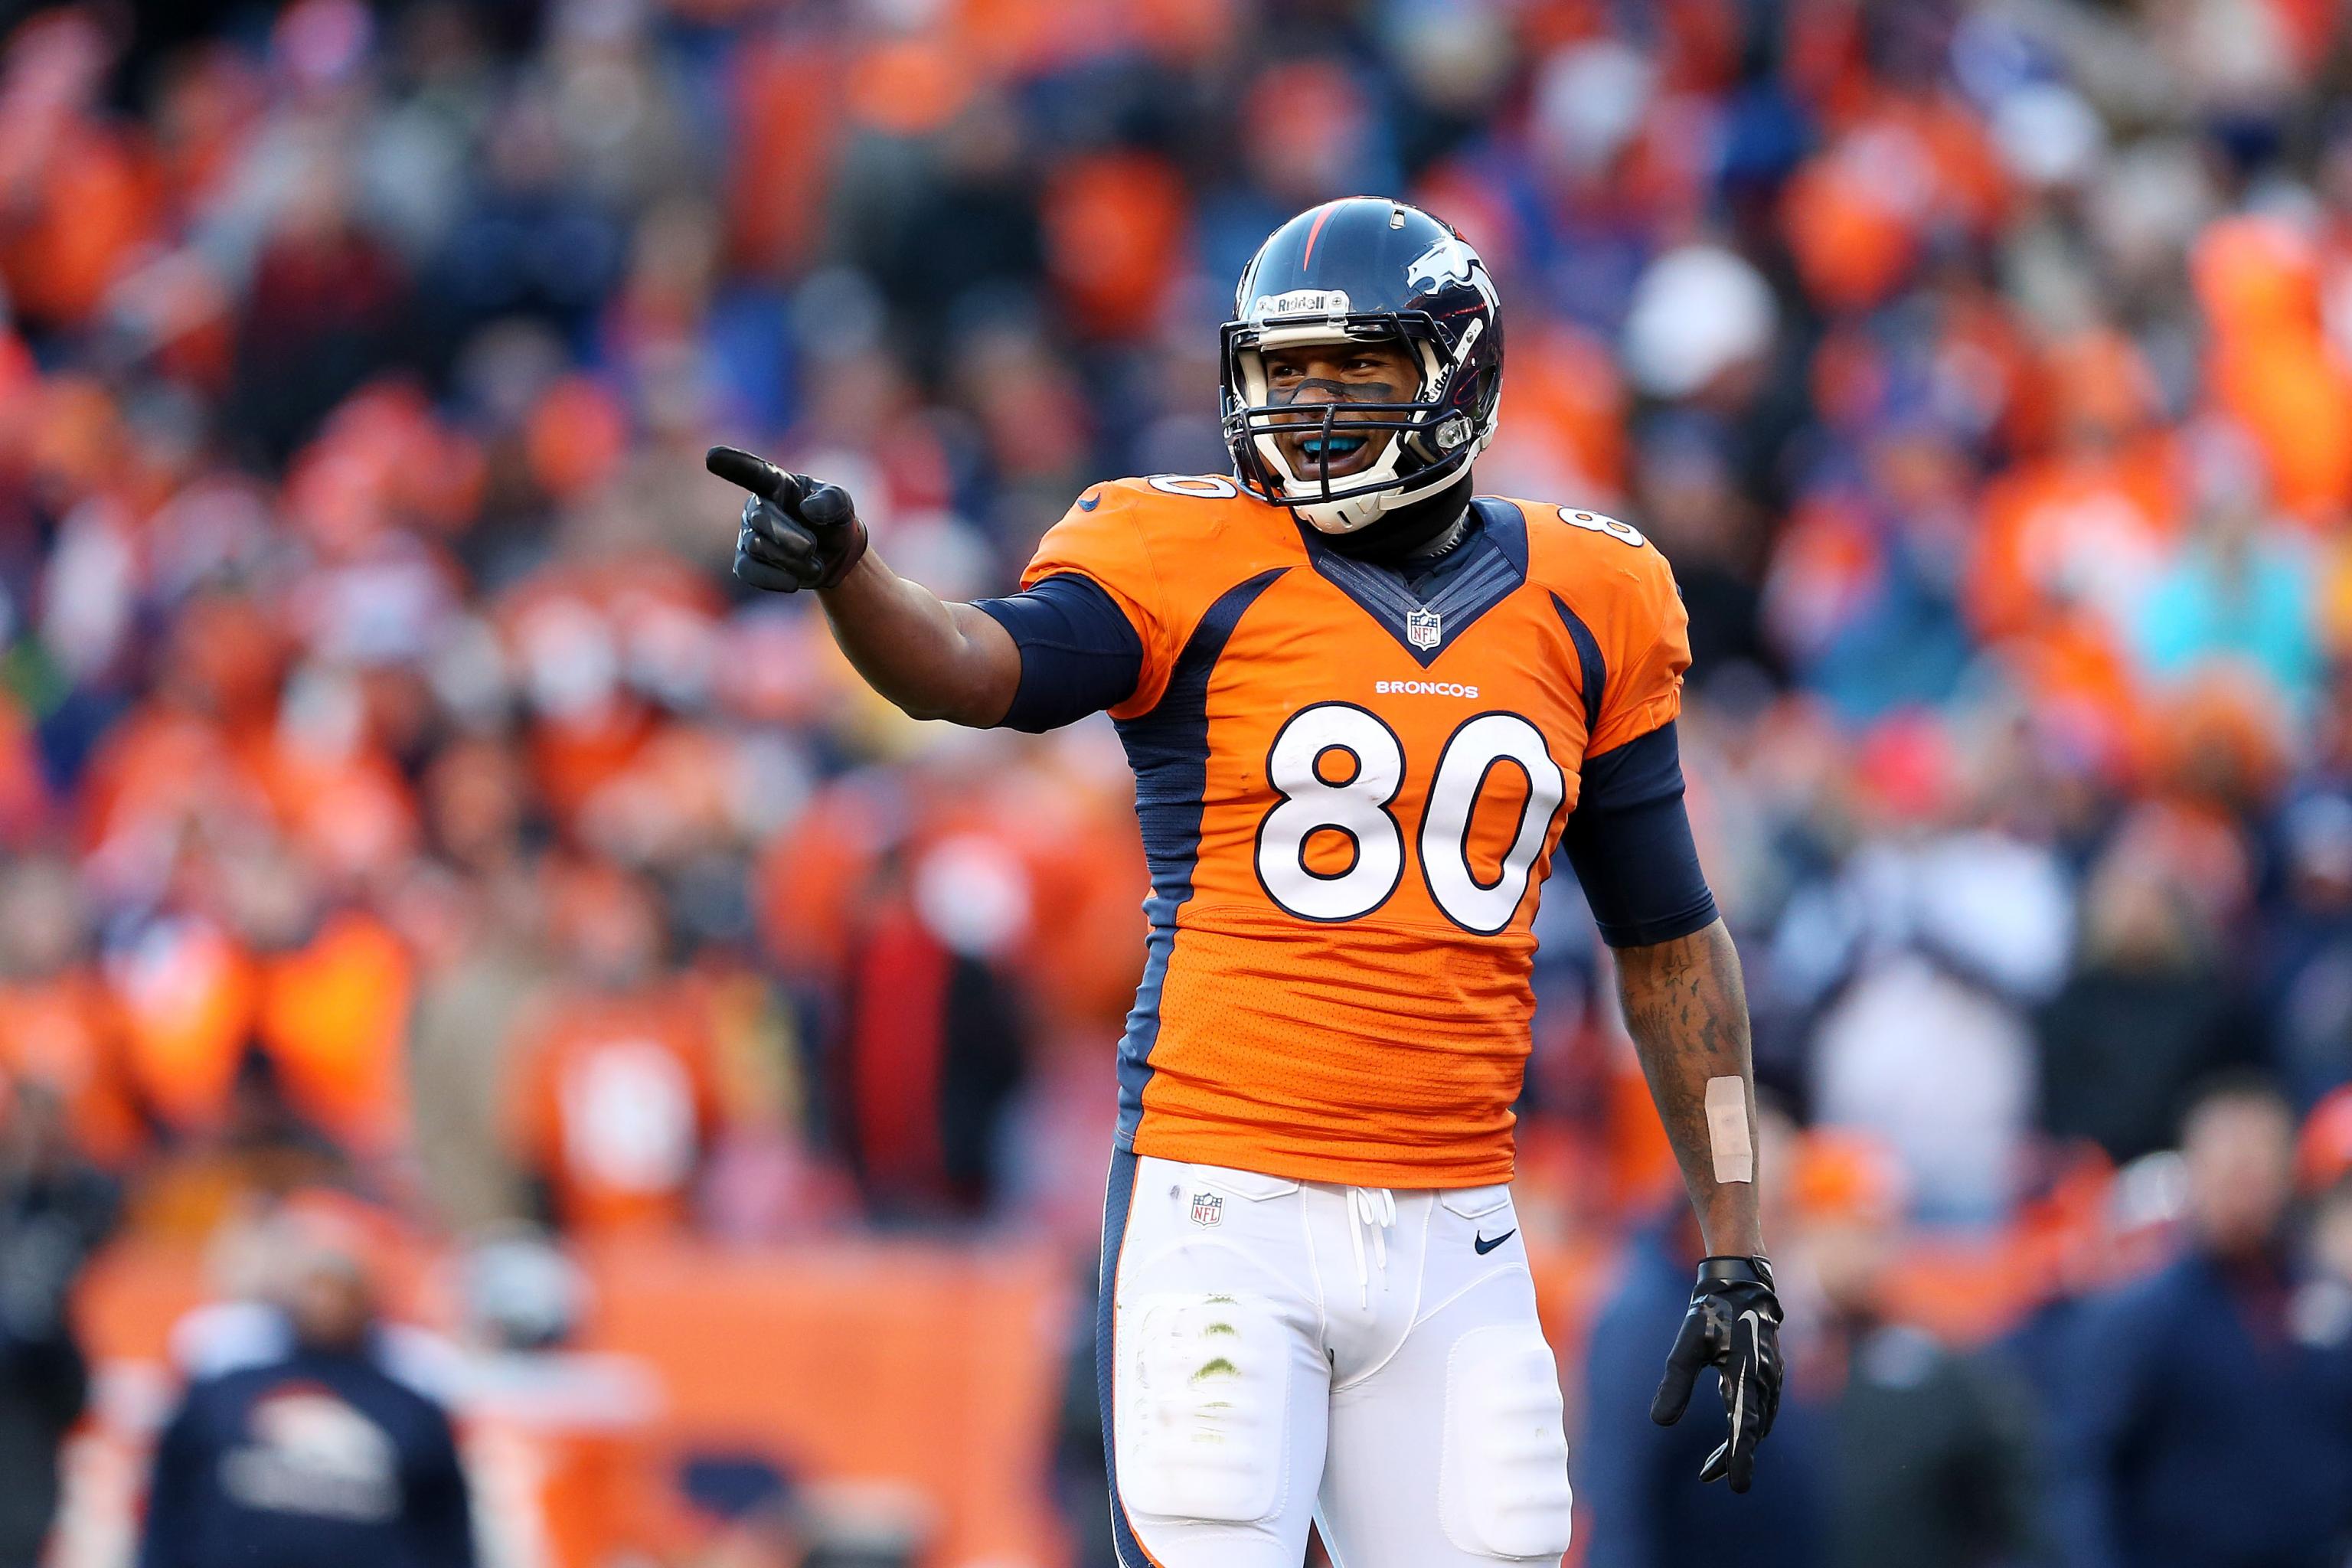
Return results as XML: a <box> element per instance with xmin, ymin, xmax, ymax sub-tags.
<box><xmin>1345</xmin><ymin>1186</ymin><xmax>1396</xmax><ymax>1310</ymax></box>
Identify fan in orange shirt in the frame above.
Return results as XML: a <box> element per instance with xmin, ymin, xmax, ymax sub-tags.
<box><xmin>506</xmin><ymin>864</ymin><xmax>720</xmax><ymax>1236</ymax></box>
<box><xmin>0</xmin><ymin>855</ymin><xmax>145</xmax><ymax>1165</ymax></box>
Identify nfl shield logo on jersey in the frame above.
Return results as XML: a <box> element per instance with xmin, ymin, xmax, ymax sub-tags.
<box><xmin>1189</xmin><ymin>1192</ymin><xmax>1223</xmax><ymax>1227</ymax></box>
<box><xmin>1406</xmin><ymin>606</ymin><xmax>1442</xmax><ymax>651</ymax></box>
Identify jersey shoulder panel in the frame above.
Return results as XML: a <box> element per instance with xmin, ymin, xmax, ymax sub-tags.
<box><xmin>1021</xmin><ymin>481</ymin><xmax>1178</xmax><ymax>710</ymax></box>
<box><xmin>1021</xmin><ymin>479</ymin><xmax>1161</xmax><ymax>599</ymax></box>
<box><xmin>1024</xmin><ymin>475</ymin><xmax>1301</xmax><ymax>717</ymax></box>
<box><xmin>1506</xmin><ymin>498</ymin><xmax>1691</xmax><ymax>755</ymax></box>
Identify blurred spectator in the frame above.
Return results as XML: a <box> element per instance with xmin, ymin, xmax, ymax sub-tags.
<box><xmin>507</xmin><ymin>863</ymin><xmax>722</xmax><ymax>1235</ymax></box>
<box><xmin>230</xmin><ymin>152</ymin><xmax>413</xmax><ymax>464</ymax></box>
<box><xmin>1633</xmin><ymin>417</ymin><xmax>1774</xmax><ymax>689</ymax></box>
<box><xmin>2301</xmin><ymin>1086</ymin><xmax>2352</xmax><ymax>1289</ymax></box>
<box><xmin>2052</xmin><ymin>1075</ymin><xmax>2352</xmax><ymax>1568</ymax></box>
<box><xmin>139</xmin><ymin>1194</ymin><xmax>474</xmax><ymax>1568</ymax></box>
<box><xmin>0</xmin><ymin>1075</ymin><xmax>116</xmax><ymax>1566</ymax></box>
<box><xmin>0</xmin><ymin>854</ymin><xmax>144</xmax><ymax>1168</ymax></box>
<box><xmin>676</xmin><ymin>1453</ymin><xmax>809</xmax><ymax>1568</ymax></box>
<box><xmin>1809</xmin><ymin>949</ymin><xmax>2037</xmax><ymax>1223</ymax></box>
<box><xmin>2039</xmin><ymin>831</ymin><xmax>2254</xmax><ymax>1162</ymax></box>
<box><xmin>1795</xmin><ymin>1133</ymin><xmax>2049</xmax><ymax>1568</ymax></box>
<box><xmin>1578</xmin><ymin>1105</ymin><xmax>1822</xmax><ymax>1567</ymax></box>
<box><xmin>404</xmin><ymin>739</ymin><xmax>548</xmax><ymax>1230</ymax></box>
<box><xmin>455</xmin><ymin>1231</ymin><xmax>676</xmax><ymax>1568</ymax></box>
<box><xmin>1775</xmin><ymin>716</ymin><xmax>2074</xmax><ymax>1220</ymax></box>
<box><xmin>2132</xmin><ymin>426</ymin><xmax>2320</xmax><ymax>712</ymax></box>
<box><xmin>2260</xmin><ymin>790</ymin><xmax>2352</xmax><ymax>1106</ymax></box>
<box><xmin>825</xmin><ymin>840</ymin><xmax>1028</xmax><ymax>1220</ymax></box>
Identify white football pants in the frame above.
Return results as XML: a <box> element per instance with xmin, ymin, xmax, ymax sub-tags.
<box><xmin>1097</xmin><ymin>1151</ymin><xmax>1575</xmax><ymax>1568</ymax></box>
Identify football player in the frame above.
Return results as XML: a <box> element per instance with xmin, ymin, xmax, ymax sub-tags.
<box><xmin>711</xmin><ymin>198</ymin><xmax>1780</xmax><ymax>1567</ymax></box>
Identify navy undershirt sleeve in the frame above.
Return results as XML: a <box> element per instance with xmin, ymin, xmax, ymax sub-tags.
<box><xmin>1561</xmin><ymin>720</ymin><xmax>1720</xmax><ymax>948</ymax></box>
<box><xmin>972</xmin><ymin>572</ymin><xmax>1145</xmax><ymax>733</ymax></box>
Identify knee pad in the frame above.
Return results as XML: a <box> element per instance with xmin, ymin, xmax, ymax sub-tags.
<box><xmin>1439</xmin><ymin>1322</ymin><xmax>1575</xmax><ymax>1560</ymax></box>
<box><xmin>1114</xmin><ymin>1292</ymin><xmax>1291</xmax><ymax>1524</ymax></box>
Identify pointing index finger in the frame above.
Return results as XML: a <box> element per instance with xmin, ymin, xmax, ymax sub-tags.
<box><xmin>706</xmin><ymin>446</ymin><xmax>808</xmax><ymax>505</ymax></box>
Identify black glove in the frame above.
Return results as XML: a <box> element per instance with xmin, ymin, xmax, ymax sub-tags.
<box><xmin>708</xmin><ymin>445</ymin><xmax>869</xmax><ymax>593</ymax></box>
<box><xmin>1649</xmin><ymin>1255</ymin><xmax>1782</xmax><ymax>1493</ymax></box>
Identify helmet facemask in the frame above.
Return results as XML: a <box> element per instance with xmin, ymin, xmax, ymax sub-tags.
<box><xmin>1223</xmin><ymin>310</ymin><xmax>1495</xmax><ymax>534</ymax></box>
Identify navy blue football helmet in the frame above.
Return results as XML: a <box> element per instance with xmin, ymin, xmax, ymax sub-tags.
<box><xmin>1221</xmin><ymin>198</ymin><xmax>1504</xmax><ymax>534</ymax></box>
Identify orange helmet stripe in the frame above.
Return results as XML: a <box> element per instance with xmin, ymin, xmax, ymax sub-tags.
<box><xmin>1298</xmin><ymin>200</ymin><xmax>1340</xmax><ymax>269</ymax></box>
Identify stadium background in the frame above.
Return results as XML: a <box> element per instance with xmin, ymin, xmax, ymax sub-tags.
<box><xmin>3</xmin><ymin>0</ymin><xmax>2352</xmax><ymax>1563</ymax></box>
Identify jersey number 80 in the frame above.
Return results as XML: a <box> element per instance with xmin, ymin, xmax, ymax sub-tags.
<box><xmin>1254</xmin><ymin>703</ymin><xmax>1565</xmax><ymax>934</ymax></box>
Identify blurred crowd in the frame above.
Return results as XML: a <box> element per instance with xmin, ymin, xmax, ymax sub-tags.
<box><xmin>5</xmin><ymin>0</ymin><xmax>2352</xmax><ymax>1563</ymax></box>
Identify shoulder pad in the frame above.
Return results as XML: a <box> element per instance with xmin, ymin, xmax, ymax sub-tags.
<box><xmin>1088</xmin><ymin>473</ymin><xmax>1279</xmax><ymax>537</ymax></box>
<box><xmin>1547</xmin><ymin>505</ymin><xmax>1649</xmax><ymax>550</ymax></box>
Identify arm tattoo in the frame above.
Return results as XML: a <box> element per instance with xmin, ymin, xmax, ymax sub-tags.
<box><xmin>1615</xmin><ymin>917</ymin><xmax>1766</xmax><ymax>1257</ymax></box>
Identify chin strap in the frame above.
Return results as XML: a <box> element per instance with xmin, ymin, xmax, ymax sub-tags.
<box><xmin>1410</xmin><ymin>510</ymin><xmax>1472</xmax><ymax>561</ymax></box>
<box><xmin>1320</xmin><ymin>471</ymin><xmax>1476</xmax><ymax>564</ymax></box>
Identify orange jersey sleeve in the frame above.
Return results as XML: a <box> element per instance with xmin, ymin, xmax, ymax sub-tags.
<box><xmin>1020</xmin><ymin>483</ymin><xmax>1179</xmax><ymax>716</ymax></box>
<box><xmin>1535</xmin><ymin>505</ymin><xmax>1691</xmax><ymax>755</ymax></box>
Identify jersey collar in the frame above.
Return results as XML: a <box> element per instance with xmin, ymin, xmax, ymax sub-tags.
<box><xmin>1294</xmin><ymin>498</ymin><xmax>1529</xmax><ymax>669</ymax></box>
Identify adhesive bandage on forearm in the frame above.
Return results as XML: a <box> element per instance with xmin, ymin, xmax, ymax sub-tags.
<box><xmin>1704</xmin><ymin>1076</ymin><xmax>1753</xmax><ymax>1184</ymax></box>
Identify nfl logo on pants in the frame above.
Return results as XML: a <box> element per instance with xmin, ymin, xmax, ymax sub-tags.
<box><xmin>1406</xmin><ymin>606</ymin><xmax>1441</xmax><ymax>650</ymax></box>
<box><xmin>1189</xmin><ymin>1192</ymin><xmax>1223</xmax><ymax>1227</ymax></box>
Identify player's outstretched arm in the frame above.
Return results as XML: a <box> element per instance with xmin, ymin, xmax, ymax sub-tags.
<box><xmin>1615</xmin><ymin>916</ymin><xmax>1782</xmax><ymax>1494</ymax></box>
<box><xmin>709</xmin><ymin>447</ymin><xmax>1021</xmax><ymax>727</ymax></box>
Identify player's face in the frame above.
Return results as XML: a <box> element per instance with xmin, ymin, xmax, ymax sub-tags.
<box><xmin>1262</xmin><ymin>338</ymin><xmax>1421</xmax><ymax>482</ymax></box>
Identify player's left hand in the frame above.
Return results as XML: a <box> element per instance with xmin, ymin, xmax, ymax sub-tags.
<box><xmin>708</xmin><ymin>446</ymin><xmax>869</xmax><ymax>593</ymax></box>
<box><xmin>1649</xmin><ymin>1256</ymin><xmax>1782</xmax><ymax>1493</ymax></box>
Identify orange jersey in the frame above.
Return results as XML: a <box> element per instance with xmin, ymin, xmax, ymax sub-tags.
<box><xmin>508</xmin><ymin>988</ymin><xmax>722</xmax><ymax>1234</ymax></box>
<box><xmin>0</xmin><ymin>972</ymin><xmax>144</xmax><ymax>1165</ymax></box>
<box><xmin>1023</xmin><ymin>476</ymin><xmax>1690</xmax><ymax>1187</ymax></box>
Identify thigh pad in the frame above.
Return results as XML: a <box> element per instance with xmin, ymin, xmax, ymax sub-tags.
<box><xmin>1439</xmin><ymin>1321</ymin><xmax>1575</xmax><ymax>1560</ymax></box>
<box><xmin>1115</xmin><ymin>1291</ymin><xmax>1293</xmax><ymax>1525</ymax></box>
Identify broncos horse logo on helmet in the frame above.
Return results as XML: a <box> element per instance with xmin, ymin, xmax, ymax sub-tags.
<box><xmin>1406</xmin><ymin>234</ymin><xmax>1499</xmax><ymax>312</ymax></box>
<box><xmin>1222</xmin><ymin>198</ymin><xmax>1505</xmax><ymax>537</ymax></box>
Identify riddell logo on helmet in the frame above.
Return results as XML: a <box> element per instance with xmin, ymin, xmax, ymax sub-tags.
<box><xmin>1251</xmin><ymin>289</ymin><xmax>1351</xmax><ymax>321</ymax></box>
